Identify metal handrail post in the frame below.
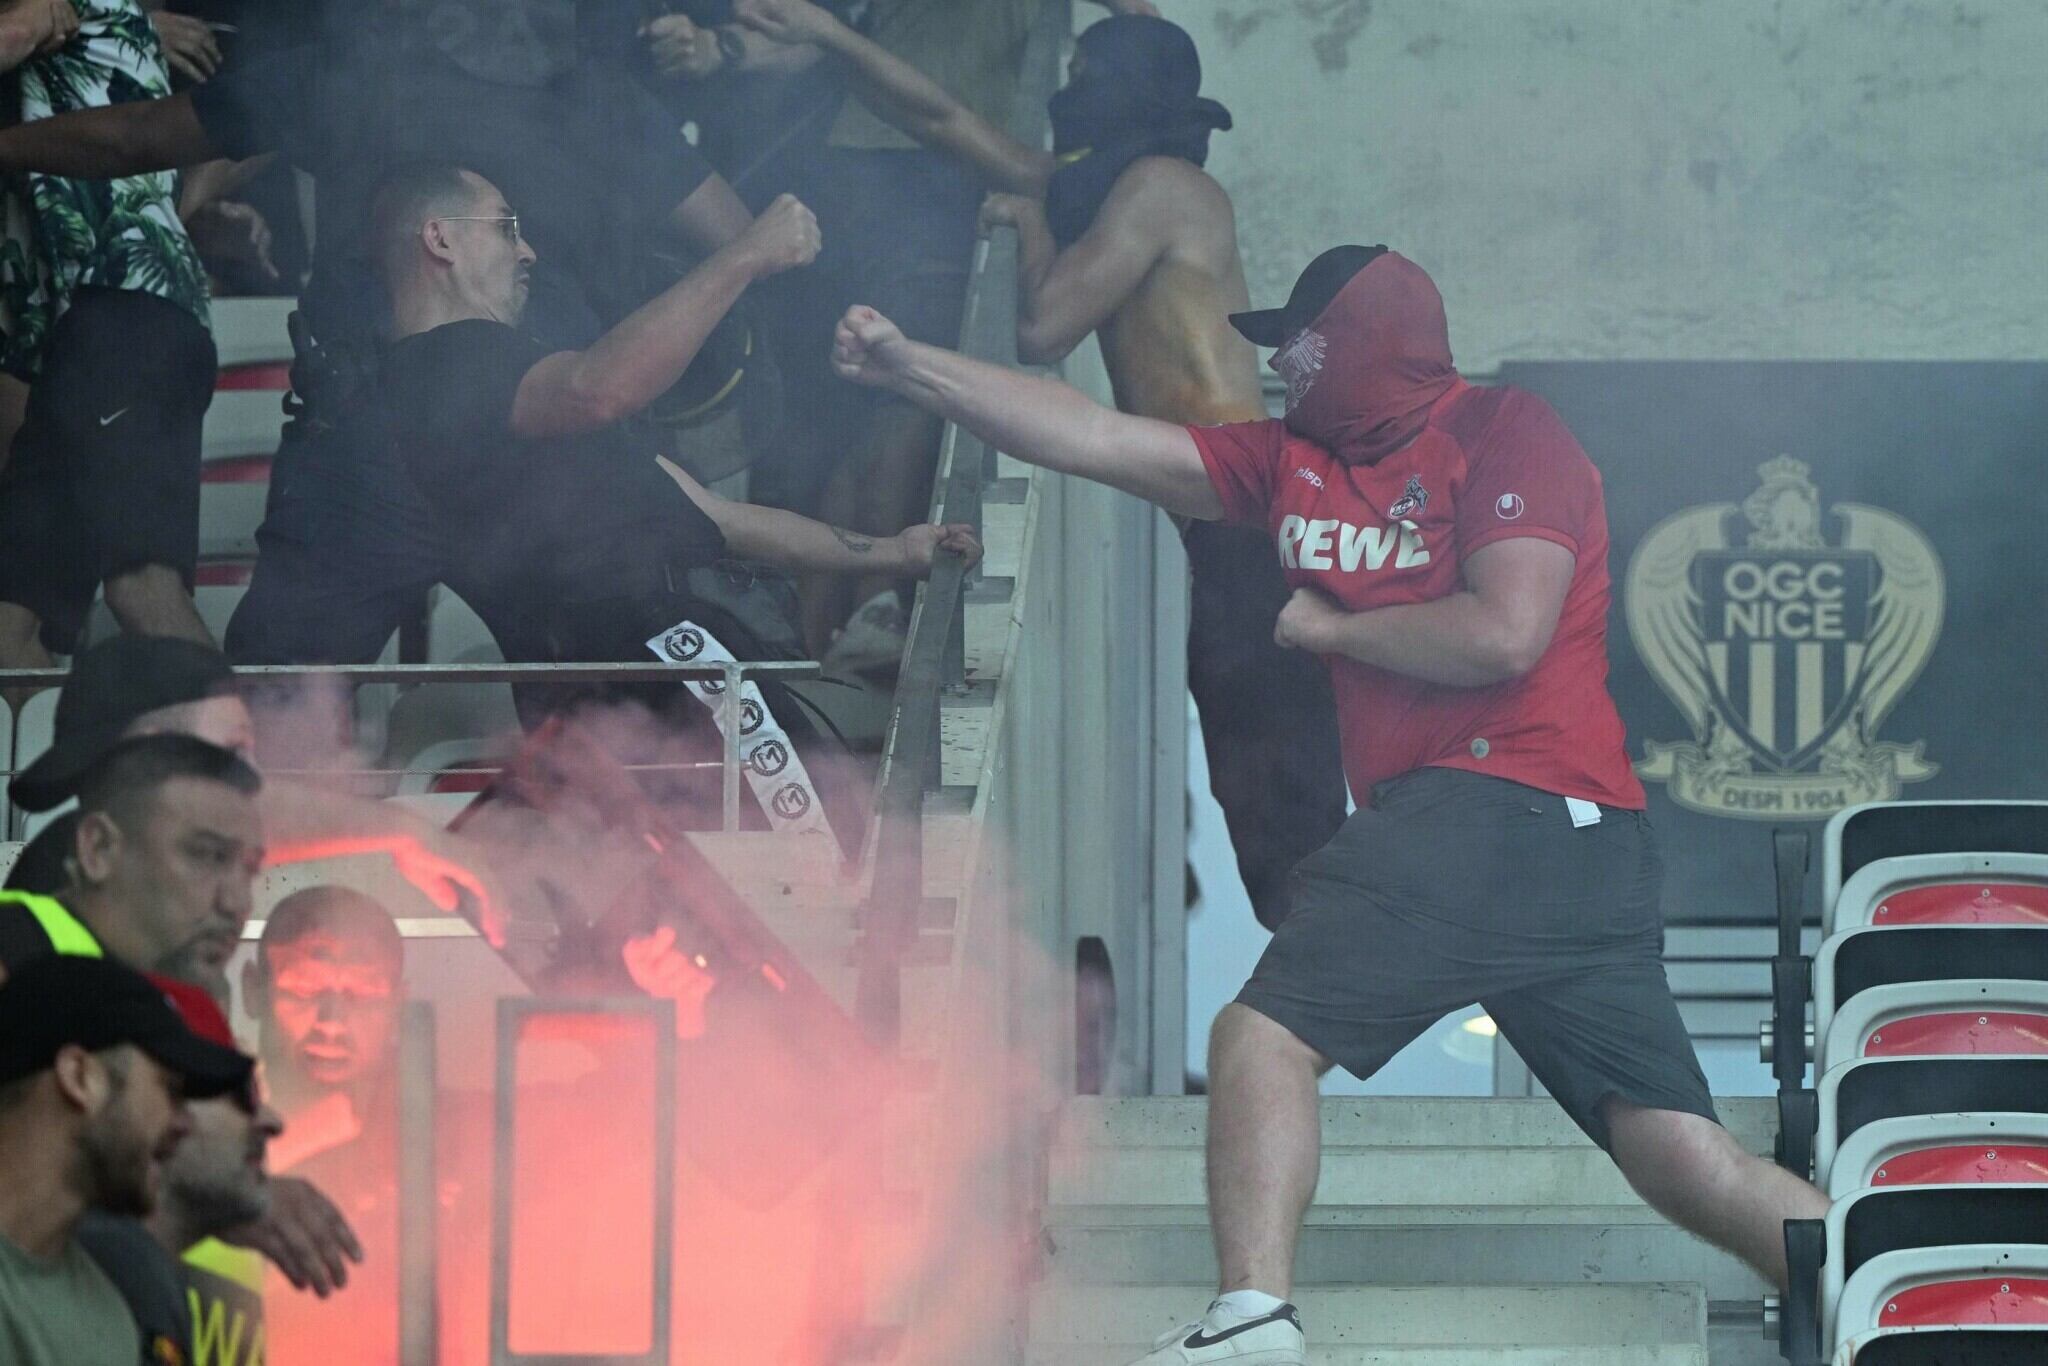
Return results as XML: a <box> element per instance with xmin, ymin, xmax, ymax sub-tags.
<box><xmin>0</xmin><ymin>659</ymin><xmax>817</xmax><ymax>841</ymax></box>
<box><xmin>398</xmin><ymin>1001</ymin><xmax>439</xmax><ymax>1366</ymax></box>
<box><xmin>720</xmin><ymin>661</ymin><xmax>742</xmax><ymax>832</ymax></box>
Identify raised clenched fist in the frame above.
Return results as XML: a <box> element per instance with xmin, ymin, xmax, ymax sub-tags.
<box><xmin>832</xmin><ymin>306</ymin><xmax>909</xmax><ymax>388</ymax></box>
<box><xmin>735</xmin><ymin>194</ymin><xmax>821</xmax><ymax>277</ymax></box>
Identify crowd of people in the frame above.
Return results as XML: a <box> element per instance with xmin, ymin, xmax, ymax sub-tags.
<box><xmin>0</xmin><ymin>1</ymin><xmax>1192</xmax><ymax>1359</ymax></box>
<box><xmin>0</xmin><ymin>0</ymin><xmax>1845</xmax><ymax>1364</ymax></box>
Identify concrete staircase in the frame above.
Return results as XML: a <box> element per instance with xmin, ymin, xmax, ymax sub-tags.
<box><xmin>1032</xmin><ymin>1096</ymin><xmax>1781</xmax><ymax>1366</ymax></box>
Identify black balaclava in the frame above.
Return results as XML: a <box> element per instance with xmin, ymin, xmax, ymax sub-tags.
<box><xmin>1045</xmin><ymin>15</ymin><xmax>1232</xmax><ymax>247</ymax></box>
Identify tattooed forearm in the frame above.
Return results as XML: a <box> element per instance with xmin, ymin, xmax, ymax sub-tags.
<box><xmin>830</xmin><ymin>526</ymin><xmax>875</xmax><ymax>554</ymax></box>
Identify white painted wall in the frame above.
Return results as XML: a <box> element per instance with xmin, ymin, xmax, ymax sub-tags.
<box><xmin>1176</xmin><ymin>0</ymin><xmax>2048</xmax><ymax>369</ymax></box>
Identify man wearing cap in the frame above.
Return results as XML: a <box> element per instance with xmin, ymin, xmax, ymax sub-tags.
<box><xmin>0</xmin><ymin>954</ymin><xmax>253</xmax><ymax>1365</ymax></box>
<box><xmin>0</xmin><ymin>732</ymin><xmax>265</xmax><ymax>997</ymax></box>
<box><xmin>5</xmin><ymin>635</ymin><xmax>506</xmax><ymax>970</ymax></box>
<box><xmin>831</xmin><ymin>247</ymin><xmax>1830</xmax><ymax>1363</ymax></box>
<box><xmin>1</xmin><ymin>718</ymin><xmax>366</xmax><ymax>1302</ymax></box>
<box><xmin>736</xmin><ymin>0</ymin><xmax>1346</xmax><ymax>933</ymax></box>
<box><xmin>76</xmin><ymin>982</ymin><xmax>283</xmax><ymax>1366</ymax></box>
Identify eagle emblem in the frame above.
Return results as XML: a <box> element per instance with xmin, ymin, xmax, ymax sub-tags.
<box><xmin>1626</xmin><ymin>456</ymin><xmax>1942</xmax><ymax>819</ymax></box>
<box><xmin>1275</xmin><ymin>329</ymin><xmax>1328</xmax><ymax>412</ymax></box>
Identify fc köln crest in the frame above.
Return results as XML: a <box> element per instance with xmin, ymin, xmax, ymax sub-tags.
<box><xmin>1625</xmin><ymin>456</ymin><xmax>1943</xmax><ymax>819</ymax></box>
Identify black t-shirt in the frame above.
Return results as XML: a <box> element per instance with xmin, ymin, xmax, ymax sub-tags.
<box><xmin>370</xmin><ymin>320</ymin><xmax>725</xmax><ymax>612</ymax></box>
<box><xmin>189</xmin><ymin>41</ymin><xmax>714</xmax><ymax>350</ymax></box>
<box><xmin>73</xmin><ymin>1215</ymin><xmax>188</xmax><ymax>1366</ymax></box>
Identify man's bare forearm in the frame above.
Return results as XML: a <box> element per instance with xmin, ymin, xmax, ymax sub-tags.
<box><xmin>721</xmin><ymin>503</ymin><xmax>914</xmax><ymax>574</ymax></box>
<box><xmin>0</xmin><ymin>12</ymin><xmax>44</xmax><ymax>73</ymax></box>
<box><xmin>668</xmin><ymin>173</ymin><xmax>751</xmax><ymax>252</ymax></box>
<box><xmin>1320</xmin><ymin>594</ymin><xmax>1527</xmax><ymax>687</ymax></box>
<box><xmin>1011</xmin><ymin>203</ymin><xmax>1060</xmax><ymax>353</ymax></box>
<box><xmin>176</xmin><ymin>153</ymin><xmax>273</xmax><ymax>219</ymax></box>
<box><xmin>880</xmin><ymin>338</ymin><xmax>1222</xmax><ymax>518</ymax></box>
<box><xmin>0</xmin><ymin>93</ymin><xmax>218</xmax><ymax>177</ymax></box>
<box><xmin>517</xmin><ymin>248</ymin><xmax>760</xmax><ymax>436</ymax></box>
<box><xmin>808</xmin><ymin>13</ymin><xmax>1050</xmax><ymax>194</ymax></box>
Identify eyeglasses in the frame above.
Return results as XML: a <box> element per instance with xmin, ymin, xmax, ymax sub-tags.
<box><xmin>434</xmin><ymin>214</ymin><xmax>522</xmax><ymax>244</ymax></box>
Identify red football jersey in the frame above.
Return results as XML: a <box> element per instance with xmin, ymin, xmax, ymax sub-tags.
<box><xmin>1189</xmin><ymin>380</ymin><xmax>1646</xmax><ymax>809</ymax></box>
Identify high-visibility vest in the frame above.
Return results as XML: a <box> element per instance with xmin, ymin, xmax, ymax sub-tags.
<box><xmin>0</xmin><ymin>888</ymin><xmax>103</xmax><ymax>958</ymax></box>
<box><xmin>182</xmin><ymin>1238</ymin><xmax>266</xmax><ymax>1366</ymax></box>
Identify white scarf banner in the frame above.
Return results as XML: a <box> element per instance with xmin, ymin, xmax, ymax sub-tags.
<box><xmin>645</xmin><ymin>621</ymin><xmax>834</xmax><ymax>840</ymax></box>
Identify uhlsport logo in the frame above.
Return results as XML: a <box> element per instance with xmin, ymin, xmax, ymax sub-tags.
<box><xmin>1625</xmin><ymin>456</ymin><xmax>1942</xmax><ymax>820</ymax></box>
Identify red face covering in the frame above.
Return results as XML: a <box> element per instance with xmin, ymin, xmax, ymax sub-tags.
<box><xmin>1272</xmin><ymin>251</ymin><xmax>1458</xmax><ymax>466</ymax></box>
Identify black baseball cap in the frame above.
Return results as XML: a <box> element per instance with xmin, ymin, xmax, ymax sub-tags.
<box><xmin>0</xmin><ymin>955</ymin><xmax>253</xmax><ymax>1095</ymax></box>
<box><xmin>1228</xmin><ymin>244</ymin><xmax>1391</xmax><ymax>348</ymax></box>
<box><xmin>10</xmin><ymin>637</ymin><xmax>238</xmax><ymax>813</ymax></box>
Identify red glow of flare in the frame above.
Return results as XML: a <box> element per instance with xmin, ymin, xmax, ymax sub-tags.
<box><xmin>761</xmin><ymin>963</ymin><xmax>787</xmax><ymax>992</ymax></box>
<box><xmin>265</xmin><ymin>836</ymin><xmax>504</xmax><ymax>946</ymax></box>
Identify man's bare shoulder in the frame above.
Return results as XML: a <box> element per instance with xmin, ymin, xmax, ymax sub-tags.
<box><xmin>1111</xmin><ymin>155</ymin><xmax>1234</xmax><ymax>216</ymax></box>
<box><xmin>1095</xmin><ymin>156</ymin><xmax>1238</xmax><ymax>260</ymax></box>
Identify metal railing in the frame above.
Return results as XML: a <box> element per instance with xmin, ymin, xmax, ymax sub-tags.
<box><xmin>0</xmin><ymin>660</ymin><xmax>818</xmax><ymax>836</ymax></box>
<box><xmin>854</xmin><ymin>0</ymin><xmax>1070</xmax><ymax>1045</ymax></box>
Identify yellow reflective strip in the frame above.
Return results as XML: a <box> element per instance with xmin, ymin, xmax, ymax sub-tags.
<box><xmin>1</xmin><ymin>891</ymin><xmax>104</xmax><ymax>958</ymax></box>
<box><xmin>182</xmin><ymin>1238</ymin><xmax>266</xmax><ymax>1292</ymax></box>
<box><xmin>667</xmin><ymin>362</ymin><xmax>747</xmax><ymax>422</ymax></box>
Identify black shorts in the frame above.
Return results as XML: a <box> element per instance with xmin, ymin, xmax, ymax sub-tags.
<box><xmin>225</xmin><ymin>419</ymin><xmax>448</xmax><ymax>665</ymax></box>
<box><xmin>0</xmin><ymin>288</ymin><xmax>216</xmax><ymax>652</ymax></box>
<box><xmin>1235</xmin><ymin>767</ymin><xmax>1717</xmax><ymax>1151</ymax></box>
<box><xmin>1183</xmin><ymin>519</ymin><xmax>1349</xmax><ymax>931</ymax></box>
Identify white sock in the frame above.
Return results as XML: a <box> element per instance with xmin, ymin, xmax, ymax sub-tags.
<box><xmin>1212</xmin><ymin>1289</ymin><xmax>1287</xmax><ymax>1320</ymax></box>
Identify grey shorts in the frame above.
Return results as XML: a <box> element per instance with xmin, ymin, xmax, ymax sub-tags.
<box><xmin>1235</xmin><ymin>767</ymin><xmax>1717</xmax><ymax>1151</ymax></box>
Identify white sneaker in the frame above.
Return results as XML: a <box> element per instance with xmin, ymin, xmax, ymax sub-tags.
<box><xmin>823</xmin><ymin>590</ymin><xmax>910</xmax><ymax>674</ymax></box>
<box><xmin>1121</xmin><ymin>1299</ymin><xmax>1305</xmax><ymax>1365</ymax></box>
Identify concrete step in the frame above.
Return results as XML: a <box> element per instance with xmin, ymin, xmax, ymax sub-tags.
<box><xmin>1027</xmin><ymin>1346</ymin><xmax>1707</xmax><ymax>1366</ymax></box>
<box><xmin>1043</xmin><ymin>1219</ymin><xmax>1770</xmax><ymax>1302</ymax></box>
<box><xmin>1055</xmin><ymin>1143</ymin><xmax>1652</xmax><ymax>1210</ymax></box>
<box><xmin>1054</xmin><ymin>1097</ymin><xmax>1776</xmax><ymax>1154</ymax></box>
<box><xmin>1028</xmin><ymin>1281</ymin><xmax>1708</xmax><ymax>1354</ymax></box>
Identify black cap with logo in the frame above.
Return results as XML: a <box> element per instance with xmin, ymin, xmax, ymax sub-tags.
<box><xmin>9</xmin><ymin>638</ymin><xmax>237</xmax><ymax>813</ymax></box>
<box><xmin>0</xmin><ymin>955</ymin><xmax>252</xmax><ymax>1095</ymax></box>
<box><xmin>1229</xmin><ymin>244</ymin><xmax>1390</xmax><ymax>348</ymax></box>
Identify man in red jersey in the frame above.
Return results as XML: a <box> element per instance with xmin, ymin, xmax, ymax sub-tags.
<box><xmin>829</xmin><ymin>247</ymin><xmax>1828</xmax><ymax>1365</ymax></box>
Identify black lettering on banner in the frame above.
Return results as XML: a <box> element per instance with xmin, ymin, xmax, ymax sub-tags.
<box><xmin>748</xmin><ymin>739</ymin><xmax>790</xmax><ymax>777</ymax></box>
<box><xmin>740</xmin><ymin>698</ymin><xmax>765</xmax><ymax>735</ymax></box>
<box><xmin>771</xmin><ymin>782</ymin><xmax>812</xmax><ymax>819</ymax></box>
<box><xmin>699</xmin><ymin>676</ymin><xmax>727</xmax><ymax>695</ymax></box>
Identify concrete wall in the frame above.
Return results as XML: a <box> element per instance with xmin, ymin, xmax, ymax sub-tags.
<box><xmin>988</xmin><ymin>331</ymin><xmax>1190</xmax><ymax>1097</ymax></box>
<box><xmin>1175</xmin><ymin>0</ymin><xmax>2048</xmax><ymax>369</ymax></box>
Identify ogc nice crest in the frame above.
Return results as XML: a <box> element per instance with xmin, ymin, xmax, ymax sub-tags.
<box><xmin>1625</xmin><ymin>456</ymin><xmax>1943</xmax><ymax>820</ymax></box>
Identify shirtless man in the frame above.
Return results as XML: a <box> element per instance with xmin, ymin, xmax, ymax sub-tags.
<box><xmin>739</xmin><ymin>1</ymin><xmax>1346</xmax><ymax>929</ymax></box>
